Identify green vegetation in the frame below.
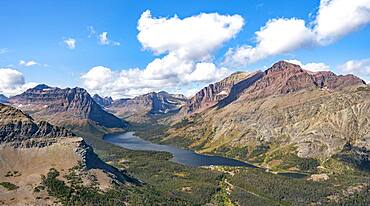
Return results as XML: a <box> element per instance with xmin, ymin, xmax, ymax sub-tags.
<box><xmin>356</xmin><ymin>86</ymin><xmax>370</xmax><ymax>92</ymax></box>
<box><xmin>0</xmin><ymin>182</ymin><xmax>19</xmax><ymax>190</ymax></box>
<box><xmin>216</xmin><ymin>146</ymin><xmax>249</xmax><ymax>160</ymax></box>
<box><xmin>4</xmin><ymin>170</ymin><xmax>21</xmax><ymax>177</ymax></box>
<box><xmin>173</xmin><ymin>118</ymin><xmax>193</xmax><ymax>129</ymax></box>
<box><xmin>56</xmin><ymin>128</ymin><xmax>225</xmax><ymax>205</ymax></box>
<box><xmin>333</xmin><ymin>143</ymin><xmax>370</xmax><ymax>172</ymax></box>
<box><xmin>66</xmin><ymin>124</ymin><xmax>370</xmax><ymax>205</ymax></box>
<box><xmin>227</xmin><ymin>168</ymin><xmax>370</xmax><ymax>205</ymax></box>
<box><xmin>38</xmin><ymin>168</ymin><xmax>130</xmax><ymax>205</ymax></box>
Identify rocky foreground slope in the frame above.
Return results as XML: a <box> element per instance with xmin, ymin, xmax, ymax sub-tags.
<box><xmin>0</xmin><ymin>103</ymin><xmax>137</xmax><ymax>205</ymax></box>
<box><xmin>7</xmin><ymin>84</ymin><xmax>127</xmax><ymax>134</ymax></box>
<box><xmin>166</xmin><ymin>61</ymin><xmax>370</xmax><ymax>172</ymax></box>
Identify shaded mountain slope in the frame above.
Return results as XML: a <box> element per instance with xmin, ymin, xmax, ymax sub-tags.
<box><xmin>181</xmin><ymin>71</ymin><xmax>259</xmax><ymax>114</ymax></box>
<box><xmin>0</xmin><ymin>94</ymin><xmax>7</xmax><ymax>103</ymax></box>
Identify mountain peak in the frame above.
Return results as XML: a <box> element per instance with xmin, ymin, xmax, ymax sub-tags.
<box><xmin>8</xmin><ymin>86</ymin><xmax>127</xmax><ymax>129</ymax></box>
<box><xmin>266</xmin><ymin>61</ymin><xmax>303</xmax><ymax>74</ymax></box>
<box><xmin>92</xmin><ymin>94</ymin><xmax>114</xmax><ymax>107</ymax></box>
<box><xmin>32</xmin><ymin>84</ymin><xmax>52</xmax><ymax>90</ymax></box>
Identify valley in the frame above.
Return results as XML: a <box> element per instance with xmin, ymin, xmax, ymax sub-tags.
<box><xmin>1</xmin><ymin>61</ymin><xmax>369</xmax><ymax>205</ymax></box>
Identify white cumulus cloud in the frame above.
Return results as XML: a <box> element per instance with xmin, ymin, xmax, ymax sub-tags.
<box><xmin>81</xmin><ymin>66</ymin><xmax>113</xmax><ymax>90</ymax></box>
<box><xmin>315</xmin><ymin>0</ymin><xmax>370</xmax><ymax>44</ymax></box>
<box><xmin>224</xmin><ymin>0</ymin><xmax>370</xmax><ymax>67</ymax></box>
<box><xmin>339</xmin><ymin>58</ymin><xmax>370</xmax><ymax>81</ymax></box>
<box><xmin>82</xmin><ymin>10</ymin><xmax>243</xmax><ymax>98</ymax></box>
<box><xmin>64</xmin><ymin>38</ymin><xmax>76</xmax><ymax>49</ymax></box>
<box><xmin>137</xmin><ymin>10</ymin><xmax>244</xmax><ymax>60</ymax></box>
<box><xmin>286</xmin><ymin>59</ymin><xmax>330</xmax><ymax>72</ymax></box>
<box><xmin>0</xmin><ymin>68</ymin><xmax>37</xmax><ymax>96</ymax></box>
<box><xmin>224</xmin><ymin>18</ymin><xmax>315</xmax><ymax>66</ymax></box>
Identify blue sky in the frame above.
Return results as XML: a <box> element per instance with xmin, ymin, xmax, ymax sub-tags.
<box><xmin>0</xmin><ymin>0</ymin><xmax>369</xmax><ymax>98</ymax></box>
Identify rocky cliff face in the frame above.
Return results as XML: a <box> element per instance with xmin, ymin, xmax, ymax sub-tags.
<box><xmin>0</xmin><ymin>103</ymin><xmax>74</xmax><ymax>143</ymax></box>
<box><xmin>108</xmin><ymin>91</ymin><xmax>188</xmax><ymax>122</ymax></box>
<box><xmin>92</xmin><ymin>94</ymin><xmax>113</xmax><ymax>107</ymax></box>
<box><xmin>182</xmin><ymin>72</ymin><xmax>257</xmax><ymax>114</ymax></box>
<box><xmin>166</xmin><ymin>61</ymin><xmax>369</xmax><ymax>171</ymax></box>
<box><xmin>8</xmin><ymin>85</ymin><xmax>127</xmax><ymax>129</ymax></box>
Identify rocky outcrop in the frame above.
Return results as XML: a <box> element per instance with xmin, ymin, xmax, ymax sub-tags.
<box><xmin>8</xmin><ymin>85</ymin><xmax>127</xmax><ymax>129</ymax></box>
<box><xmin>0</xmin><ymin>104</ymin><xmax>73</xmax><ymax>143</ymax></box>
<box><xmin>92</xmin><ymin>94</ymin><xmax>113</xmax><ymax>107</ymax></box>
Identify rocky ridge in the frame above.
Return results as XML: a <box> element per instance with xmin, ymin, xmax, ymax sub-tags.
<box><xmin>107</xmin><ymin>91</ymin><xmax>188</xmax><ymax>122</ymax></box>
<box><xmin>92</xmin><ymin>94</ymin><xmax>114</xmax><ymax>107</ymax></box>
<box><xmin>7</xmin><ymin>84</ymin><xmax>127</xmax><ymax>130</ymax></box>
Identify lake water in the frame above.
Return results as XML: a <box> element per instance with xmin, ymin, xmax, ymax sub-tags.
<box><xmin>104</xmin><ymin>132</ymin><xmax>256</xmax><ymax>168</ymax></box>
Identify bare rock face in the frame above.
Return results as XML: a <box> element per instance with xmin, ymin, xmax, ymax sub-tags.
<box><xmin>183</xmin><ymin>72</ymin><xmax>260</xmax><ymax>114</ymax></box>
<box><xmin>0</xmin><ymin>104</ymin><xmax>74</xmax><ymax>143</ymax></box>
<box><xmin>8</xmin><ymin>85</ymin><xmax>127</xmax><ymax>129</ymax></box>
<box><xmin>108</xmin><ymin>91</ymin><xmax>188</xmax><ymax>121</ymax></box>
<box><xmin>241</xmin><ymin>61</ymin><xmax>366</xmax><ymax>100</ymax></box>
<box><xmin>92</xmin><ymin>94</ymin><xmax>113</xmax><ymax>107</ymax></box>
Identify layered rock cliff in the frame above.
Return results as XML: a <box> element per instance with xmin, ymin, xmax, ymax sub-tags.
<box><xmin>7</xmin><ymin>85</ymin><xmax>127</xmax><ymax>130</ymax></box>
<box><xmin>182</xmin><ymin>72</ymin><xmax>258</xmax><ymax>114</ymax></box>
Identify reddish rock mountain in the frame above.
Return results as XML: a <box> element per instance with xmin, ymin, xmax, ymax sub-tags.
<box><xmin>166</xmin><ymin>60</ymin><xmax>369</xmax><ymax>168</ymax></box>
<box><xmin>182</xmin><ymin>72</ymin><xmax>261</xmax><ymax>114</ymax></box>
<box><xmin>240</xmin><ymin>61</ymin><xmax>366</xmax><ymax>100</ymax></box>
<box><xmin>8</xmin><ymin>85</ymin><xmax>127</xmax><ymax>129</ymax></box>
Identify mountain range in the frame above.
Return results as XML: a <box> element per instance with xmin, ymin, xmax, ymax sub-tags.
<box><xmin>6</xmin><ymin>84</ymin><xmax>128</xmax><ymax>140</ymax></box>
<box><xmin>1</xmin><ymin>60</ymin><xmax>369</xmax><ymax>205</ymax></box>
<box><xmin>164</xmin><ymin>61</ymin><xmax>369</xmax><ymax>172</ymax></box>
<box><xmin>95</xmin><ymin>91</ymin><xmax>188</xmax><ymax>123</ymax></box>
